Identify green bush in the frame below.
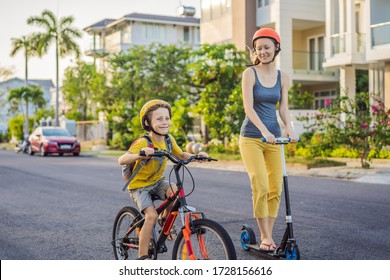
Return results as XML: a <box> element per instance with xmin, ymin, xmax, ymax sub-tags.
<box><xmin>330</xmin><ymin>147</ymin><xmax>359</xmax><ymax>158</ymax></box>
<box><xmin>297</xmin><ymin>92</ymin><xmax>390</xmax><ymax>168</ymax></box>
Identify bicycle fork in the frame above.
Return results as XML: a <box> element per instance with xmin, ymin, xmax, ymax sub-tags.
<box><xmin>179</xmin><ymin>206</ymin><xmax>208</xmax><ymax>260</ymax></box>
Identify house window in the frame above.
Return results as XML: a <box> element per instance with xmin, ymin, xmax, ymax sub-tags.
<box><xmin>308</xmin><ymin>36</ymin><xmax>325</xmax><ymax>71</ymax></box>
<box><xmin>314</xmin><ymin>90</ymin><xmax>337</xmax><ymax>109</ymax></box>
<box><xmin>142</xmin><ymin>23</ymin><xmax>165</xmax><ymax>41</ymax></box>
<box><xmin>184</xmin><ymin>26</ymin><xmax>190</xmax><ymax>42</ymax></box>
<box><xmin>258</xmin><ymin>0</ymin><xmax>270</xmax><ymax>7</ymax></box>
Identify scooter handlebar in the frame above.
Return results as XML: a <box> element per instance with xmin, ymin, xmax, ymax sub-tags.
<box><xmin>261</xmin><ymin>137</ymin><xmax>301</xmax><ymax>144</ymax></box>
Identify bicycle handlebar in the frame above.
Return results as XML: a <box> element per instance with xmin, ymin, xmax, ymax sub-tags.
<box><xmin>261</xmin><ymin>137</ymin><xmax>301</xmax><ymax>144</ymax></box>
<box><xmin>139</xmin><ymin>150</ymin><xmax>217</xmax><ymax>164</ymax></box>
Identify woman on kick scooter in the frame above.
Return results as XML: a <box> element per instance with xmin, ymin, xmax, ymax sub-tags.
<box><xmin>239</xmin><ymin>28</ymin><xmax>299</xmax><ymax>253</ymax></box>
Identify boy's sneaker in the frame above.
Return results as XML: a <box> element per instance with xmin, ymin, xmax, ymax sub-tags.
<box><xmin>137</xmin><ymin>255</ymin><xmax>152</xmax><ymax>260</ymax></box>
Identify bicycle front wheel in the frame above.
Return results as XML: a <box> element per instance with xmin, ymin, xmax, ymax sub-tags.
<box><xmin>172</xmin><ymin>218</ymin><xmax>237</xmax><ymax>260</ymax></box>
<box><xmin>112</xmin><ymin>206</ymin><xmax>142</xmax><ymax>260</ymax></box>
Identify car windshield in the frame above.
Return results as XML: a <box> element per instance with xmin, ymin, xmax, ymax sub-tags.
<box><xmin>42</xmin><ymin>128</ymin><xmax>71</xmax><ymax>137</ymax></box>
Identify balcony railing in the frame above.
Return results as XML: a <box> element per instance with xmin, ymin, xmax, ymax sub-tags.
<box><xmin>330</xmin><ymin>33</ymin><xmax>366</xmax><ymax>55</ymax></box>
<box><xmin>293</xmin><ymin>51</ymin><xmax>336</xmax><ymax>76</ymax></box>
<box><xmin>371</xmin><ymin>22</ymin><xmax>390</xmax><ymax>46</ymax></box>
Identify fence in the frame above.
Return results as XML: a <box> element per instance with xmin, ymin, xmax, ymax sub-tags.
<box><xmin>75</xmin><ymin>120</ymin><xmax>106</xmax><ymax>142</ymax></box>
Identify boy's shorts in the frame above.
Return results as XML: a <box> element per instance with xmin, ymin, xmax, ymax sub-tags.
<box><xmin>129</xmin><ymin>178</ymin><xmax>171</xmax><ymax>212</ymax></box>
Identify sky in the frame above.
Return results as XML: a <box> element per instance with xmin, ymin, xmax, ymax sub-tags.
<box><xmin>0</xmin><ymin>0</ymin><xmax>201</xmax><ymax>85</ymax></box>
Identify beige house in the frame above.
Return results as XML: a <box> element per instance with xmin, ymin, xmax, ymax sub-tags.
<box><xmin>200</xmin><ymin>0</ymin><xmax>390</xmax><ymax>110</ymax></box>
<box><xmin>201</xmin><ymin>0</ymin><xmax>338</xmax><ymax>112</ymax></box>
<box><xmin>324</xmin><ymin>0</ymin><xmax>390</xmax><ymax>109</ymax></box>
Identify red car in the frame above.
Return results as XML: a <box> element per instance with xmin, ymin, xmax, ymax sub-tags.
<box><xmin>28</xmin><ymin>126</ymin><xmax>80</xmax><ymax>156</ymax></box>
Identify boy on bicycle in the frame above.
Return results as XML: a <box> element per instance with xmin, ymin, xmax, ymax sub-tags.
<box><xmin>118</xmin><ymin>99</ymin><xmax>209</xmax><ymax>260</ymax></box>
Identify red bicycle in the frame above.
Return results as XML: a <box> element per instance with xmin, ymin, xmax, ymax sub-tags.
<box><xmin>112</xmin><ymin>150</ymin><xmax>237</xmax><ymax>260</ymax></box>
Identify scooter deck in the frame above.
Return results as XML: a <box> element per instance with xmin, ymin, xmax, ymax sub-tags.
<box><xmin>245</xmin><ymin>244</ymin><xmax>281</xmax><ymax>259</ymax></box>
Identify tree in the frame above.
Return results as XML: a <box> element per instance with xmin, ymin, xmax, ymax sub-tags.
<box><xmin>29</xmin><ymin>85</ymin><xmax>47</xmax><ymax>127</ymax></box>
<box><xmin>27</xmin><ymin>9</ymin><xmax>82</xmax><ymax>127</ymax></box>
<box><xmin>62</xmin><ymin>61</ymin><xmax>106</xmax><ymax>121</ymax></box>
<box><xmin>10</xmin><ymin>34</ymin><xmax>38</xmax><ymax>134</ymax></box>
<box><xmin>7</xmin><ymin>85</ymin><xmax>45</xmax><ymax>134</ymax></box>
<box><xmin>188</xmin><ymin>44</ymin><xmax>247</xmax><ymax>141</ymax></box>
<box><xmin>288</xmin><ymin>83</ymin><xmax>315</xmax><ymax>109</ymax></box>
<box><xmin>106</xmin><ymin>46</ymin><xmax>151</xmax><ymax>145</ymax></box>
<box><xmin>0</xmin><ymin>65</ymin><xmax>14</xmax><ymax>82</ymax></box>
<box><xmin>0</xmin><ymin>65</ymin><xmax>14</xmax><ymax>117</ymax></box>
<box><xmin>145</xmin><ymin>43</ymin><xmax>193</xmax><ymax>103</ymax></box>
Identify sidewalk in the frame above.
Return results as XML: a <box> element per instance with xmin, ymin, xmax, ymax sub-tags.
<box><xmin>188</xmin><ymin>158</ymin><xmax>390</xmax><ymax>185</ymax></box>
<box><xmin>96</xmin><ymin>148</ymin><xmax>389</xmax><ymax>185</ymax></box>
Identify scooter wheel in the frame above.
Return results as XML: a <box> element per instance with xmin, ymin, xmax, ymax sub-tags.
<box><xmin>285</xmin><ymin>244</ymin><xmax>300</xmax><ymax>260</ymax></box>
<box><xmin>240</xmin><ymin>226</ymin><xmax>256</xmax><ymax>251</ymax></box>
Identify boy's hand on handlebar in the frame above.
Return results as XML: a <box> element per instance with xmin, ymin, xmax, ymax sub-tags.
<box><xmin>139</xmin><ymin>147</ymin><xmax>154</xmax><ymax>158</ymax></box>
<box><xmin>194</xmin><ymin>151</ymin><xmax>210</xmax><ymax>162</ymax></box>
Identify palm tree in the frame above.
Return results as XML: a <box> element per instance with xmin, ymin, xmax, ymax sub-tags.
<box><xmin>29</xmin><ymin>85</ymin><xmax>46</xmax><ymax>128</ymax></box>
<box><xmin>8</xmin><ymin>85</ymin><xmax>46</xmax><ymax>134</ymax></box>
<box><xmin>8</xmin><ymin>87</ymin><xmax>26</xmax><ymax>114</ymax></box>
<box><xmin>27</xmin><ymin>9</ymin><xmax>81</xmax><ymax>127</ymax></box>
<box><xmin>10</xmin><ymin>34</ymin><xmax>37</xmax><ymax>134</ymax></box>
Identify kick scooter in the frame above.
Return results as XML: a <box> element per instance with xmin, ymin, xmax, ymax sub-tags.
<box><xmin>240</xmin><ymin>137</ymin><xmax>301</xmax><ymax>260</ymax></box>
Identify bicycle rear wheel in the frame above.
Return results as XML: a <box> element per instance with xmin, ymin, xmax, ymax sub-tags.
<box><xmin>112</xmin><ymin>206</ymin><xmax>142</xmax><ymax>260</ymax></box>
<box><xmin>172</xmin><ymin>218</ymin><xmax>237</xmax><ymax>260</ymax></box>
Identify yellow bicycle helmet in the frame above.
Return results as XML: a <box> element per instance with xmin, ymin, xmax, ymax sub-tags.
<box><xmin>140</xmin><ymin>99</ymin><xmax>172</xmax><ymax>131</ymax></box>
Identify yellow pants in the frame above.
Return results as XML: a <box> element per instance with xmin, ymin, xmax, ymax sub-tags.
<box><xmin>239</xmin><ymin>136</ymin><xmax>283</xmax><ymax>219</ymax></box>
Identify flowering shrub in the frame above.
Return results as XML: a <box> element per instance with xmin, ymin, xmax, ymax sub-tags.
<box><xmin>297</xmin><ymin>92</ymin><xmax>390</xmax><ymax>168</ymax></box>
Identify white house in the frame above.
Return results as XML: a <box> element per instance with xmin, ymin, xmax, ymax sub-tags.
<box><xmin>83</xmin><ymin>9</ymin><xmax>200</xmax><ymax>71</ymax></box>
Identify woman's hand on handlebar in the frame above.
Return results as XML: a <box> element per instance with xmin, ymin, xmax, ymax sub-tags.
<box><xmin>262</xmin><ymin>131</ymin><xmax>276</xmax><ymax>144</ymax></box>
<box><xmin>287</xmin><ymin>128</ymin><xmax>299</xmax><ymax>143</ymax></box>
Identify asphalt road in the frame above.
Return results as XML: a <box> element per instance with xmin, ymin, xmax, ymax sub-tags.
<box><xmin>0</xmin><ymin>150</ymin><xmax>389</xmax><ymax>260</ymax></box>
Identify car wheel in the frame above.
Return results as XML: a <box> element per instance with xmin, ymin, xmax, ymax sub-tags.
<box><xmin>40</xmin><ymin>145</ymin><xmax>47</xmax><ymax>157</ymax></box>
<box><xmin>28</xmin><ymin>145</ymin><xmax>34</xmax><ymax>156</ymax></box>
<box><xmin>73</xmin><ymin>152</ymin><xmax>80</xmax><ymax>156</ymax></box>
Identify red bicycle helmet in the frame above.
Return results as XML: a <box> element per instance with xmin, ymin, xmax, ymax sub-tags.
<box><xmin>252</xmin><ymin>28</ymin><xmax>280</xmax><ymax>48</ymax></box>
<box><xmin>251</xmin><ymin>28</ymin><xmax>281</xmax><ymax>64</ymax></box>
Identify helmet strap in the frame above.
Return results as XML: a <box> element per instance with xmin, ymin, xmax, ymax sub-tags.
<box><xmin>150</xmin><ymin>127</ymin><xmax>166</xmax><ymax>136</ymax></box>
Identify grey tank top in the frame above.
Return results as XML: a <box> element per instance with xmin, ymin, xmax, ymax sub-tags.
<box><xmin>240</xmin><ymin>67</ymin><xmax>281</xmax><ymax>138</ymax></box>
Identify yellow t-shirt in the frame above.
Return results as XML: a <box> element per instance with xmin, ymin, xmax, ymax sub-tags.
<box><xmin>127</xmin><ymin>134</ymin><xmax>182</xmax><ymax>190</ymax></box>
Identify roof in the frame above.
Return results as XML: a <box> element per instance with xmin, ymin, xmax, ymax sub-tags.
<box><xmin>123</xmin><ymin>12</ymin><xmax>200</xmax><ymax>25</ymax></box>
<box><xmin>0</xmin><ymin>77</ymin><xmax>55</xmax><ymax>88</ymax></box>
<box><xmin>84</xmin><ymin>12</ymin><xmax>199</xmax><ymax>32</ymax></box>
<box><xmin>83</xmin><ymin>18</ymin><xmax>116</xmax><ymax>31</ymax></box>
